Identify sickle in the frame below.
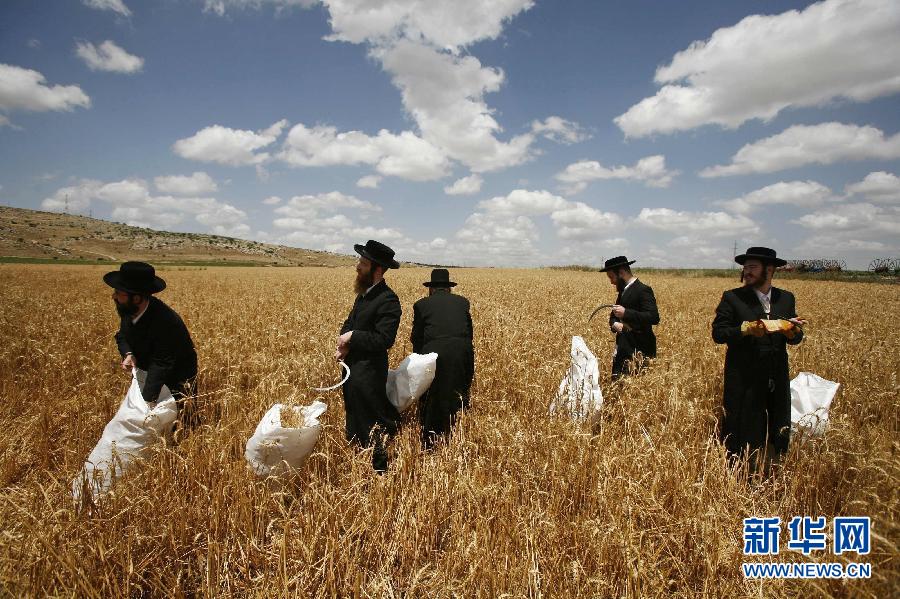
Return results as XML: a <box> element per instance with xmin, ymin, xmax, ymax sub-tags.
<box><xmin>587</xmin><ymin>304</ymin><xmax>616</xmax><ymax>323</ymax></box>
<box><xmin>313</xmin><ymin>361</ymin><xmax>351</xmax><ymax>391</ymax></box>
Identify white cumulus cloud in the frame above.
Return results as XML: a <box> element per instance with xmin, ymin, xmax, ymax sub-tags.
<box><xmin>616</xmin><ymin>0</ymin><xmax>900</xmax><ymax>137</ymax></box>
<box><xmin>41</xmin><ymin>178</ymin><xmax>250</xmax><ymax>236</ymax></box>
<box><xmin>0</xmin><ymin>63</ymin><xmax>90</xmax><ymax>114</ymax></box>
<box><xmin>845</xmin><ymin>171</ymin><xmax>900</xmax><ymax>203</ymax></box>
<box><xmin>202</xmin><ymin>0</ymin><xmax>316</xmax><ymax>17</ymax></box>
<box><xmin>451</xmin><ymin>189</ymin><xmax>625</xmax><ymax>264</ymax></box>
<box><xmin>530</xmin><ymin>116</ymin><xmax>589</xmax><ymax>144</ymax></box>
<box><xmin>322</xmin><ymin>0</ymin><xmax>534</xmax><ymax>49</ymax></box>
<box><xmin>379</xmin><ymin>39</ymin><xmax>534</xmax><ymax>173</ymax></box>
<box><xmin>792</xmin><ymin>202</ymin><xmax>900</xmax><ymax>235</ymax></box>
<box><xmin>271</xmin><ymin>191</ymin><xmax>404</xmax><ymax>252</ymax></box>
<box><xmin>173</xmin><ymin>119</ymin><xmax>288</xmax><ymax>166</ymax></box>
<box><xmin>279</xmin><ymin>123</ymin><xmax>450</xmax><ymax>181</ymax></box>
<box><xmin>444</xmin><ymin>174</ymin><xmax>483</xmax><ymax>196</ymax></box>
<box><xmin>634</xmin><ymin>207</ymin><xmax>758</xmax><ymax>237</ymax></box>
<box><xmin>76</xmin><ymin>40</ymin><xmax>144</xmax><ymax>74</ymax></box>
<box><xmin>154</xmin><ymin>172</ymin><xmax>218</xmax><ymax>195</ymax></box>
<box><xmin>700</xmin><ymin>123</ymin><xmax>900</xmax><ymax>177</ymax></box>
<box><xmin>356</xmin><ymin>175</ymin><xmax>382</xmax><ymax>188</ymax></box>
<box><xmin>197</xmin><ymin>1</ymin><xmax>542</xmax><ymax>178</ymax></box>
<box><xmin>714</xmin><ymin>180</ymin><xmax>837</xmax><ymax>214</ymax></box>
<box><xmin>556</xmin><ymin>155</ymin><xmax>678</xmax><ymax>194</ymax></box>
<box><xmin>83</xmin><ymin>0</ymin><xmax>132</xmax><ymax>17</ymax></box>
<box><xmin>550</xmin><ymin>201</ymin><xmax>623</xmax><ymax>240</ymax></box>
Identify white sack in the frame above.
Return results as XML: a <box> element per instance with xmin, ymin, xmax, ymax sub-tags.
<box><xmin>790</xmin><ymin>372</ymin><xmax>840</xmax><ymax>437</ymax></box>
<box><xmin>245</xmin><ymin>401</ymin><xmax>327</xmax><ymax>478</ymax></box>
<box><xmin>72</xmin><ymin>368</ymin><xmax>178</xmax><ymax>503</ymax></box>
<box><xmin>387</xmin><ymin>352</ymin><xmax>438</xmax><ymax>412</ymax></box>
<box><xmin>552</xmin><ymin>336</ymin><xmax>603</xmax><ymax>419</ymax></box>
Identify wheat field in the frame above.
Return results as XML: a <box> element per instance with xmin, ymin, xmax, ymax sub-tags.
<box><xmin>0</xmin><ymin>264</ymin><xmax>897</xmax><ymax>597</ymax></box>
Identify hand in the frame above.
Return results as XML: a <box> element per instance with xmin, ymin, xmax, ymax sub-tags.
<box><xmin>338</xmin><ymin>331</ymin><xmax>352</xmax><ymax>348</ymax></box>
<box><xmin>741</xmin><ymin>320</ymin><xmax>766</xmax><ymax>337</ymax></box>
<box><xmin>120</xmin><ymin>353</ymin><xmax>135</xmax><ymax>371</ymax></box>
<box><xmin>611</xmin><ymin>321</ymin><xmax>624</xmax><ymax>333</ymax></box>
<box><xmin>782</xmin><ymin>318</ymin><xmax>805</xmax><ymax>340</ymax></box>
<box><xmin>335</xmin><ymin>331</ymin><xmax>352</xmax><ymax>361</ymax></box>
<box><xmin>611</xmin><ymin>305</ymin><xmax>626</xmax><ymax>319</ymax></box>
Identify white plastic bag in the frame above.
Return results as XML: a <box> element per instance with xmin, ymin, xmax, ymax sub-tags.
<box><xmin>790</xmin><ymin>372</ymin><xmax>840</xmax><ymax>437</ymax></box>
<box><xmin>245</xmin><ymin>401</ymin><xmax>327</xmax><ymax>478</ymax></box>
<box><xmin>551</xmin><ymin>336</ymin><xmax>603</xmax><ymax>420</ymax></box>
<box><xmin>72</xmin><ymin>368</ymin><xmax>178</xmax><ymax>503</ymax></box>
<box><xmin>387</xmin><ymin>352</ymin><xmax>438</xmax><ymax>412</ymax></box>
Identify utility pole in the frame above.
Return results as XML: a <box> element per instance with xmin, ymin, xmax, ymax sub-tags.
<box><xmin>732</xmin><ymin>240</ymin><xmax>738</xmax><ymax>269</ymax></box>
<box><xmin>64</xmin><ymin>193</ymin><xmax>69</xmax><ymax>214</ymax></box>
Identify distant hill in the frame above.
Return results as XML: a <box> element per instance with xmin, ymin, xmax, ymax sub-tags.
<box><xmin>0</xmin><ymin>205</ymin><xmax>355</xmax><ymax>267</ymax></box>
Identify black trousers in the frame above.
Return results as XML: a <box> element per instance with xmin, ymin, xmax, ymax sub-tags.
<box><xmin>419</xmin><ymin>339</ymin><xmax>474</xmax><ymax>449</ymax></box>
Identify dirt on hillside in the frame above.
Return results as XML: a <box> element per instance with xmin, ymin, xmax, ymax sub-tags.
<box><xmin>0</xmin><ymin>205</ymin><xmax>356</xmax><ymax>266</ymax></box>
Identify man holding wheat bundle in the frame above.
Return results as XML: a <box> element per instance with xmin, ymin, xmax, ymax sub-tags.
<box><xmin>335</xmin><ymin>240</ymin><xmax>402</xmax><ymax>472</ymax></box>
<box><xmin>712</xmin><ymin>247</ymin><xmax>806</xmax><ymax>471</ymax></box>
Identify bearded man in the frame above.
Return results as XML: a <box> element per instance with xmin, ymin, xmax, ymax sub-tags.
<box><xmin>712</xmin><ymin>247</ymin><xmax>805</xmax><ymax>468</ymax></box>
<box><xmin>104</xmin><ymin>261</ymin><xmax>197</xmax><ymax>408</ymax></box>
<box><xmin>601</xmin><ymin>256</ymin><xmax>660</xmax><ymax>380</ymax></box>
<box><xmin>334</xmin><ymin>240</ymin><xmax>402</xmax><ymax>472</ymax></box>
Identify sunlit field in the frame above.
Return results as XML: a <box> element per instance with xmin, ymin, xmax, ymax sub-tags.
<box><xmin>0</xmin><ymin>264</ymin><xmax>897</xmax><ymax>597</ymax></box>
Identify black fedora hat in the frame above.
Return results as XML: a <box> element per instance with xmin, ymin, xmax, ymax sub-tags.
<box><xmin>735</xmin><ymin>246</ymin><xmax>787</xmax><ymax>267</ymax></box>
<box><xmin>354</xmin><ymin>239</ymin><xmax>400</xmax><ymax>269</ymax></box>
<box><xmin>103</xmin><ymin>261</ymin><xmax>166</xmax><ymax>294</ymax></box>
<box><xmin>599</xmin><ymin>256</ymin><xmax>636</xmax><ymax>272</ymax></box>
<box><xmin>423</xmin><ymin>268</ymin><xmax>457</xmax><ymax>288</ymax></box>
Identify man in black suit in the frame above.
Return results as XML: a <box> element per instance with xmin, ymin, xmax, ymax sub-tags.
<box><xmin>104</xmin><ymin>262</ymin><xmax>198</xmax><ymax>408</ymax></box>
<box><xmin>601</xmin><ymin>256</ymin><xmax>660</xmax><ymax>379</ymax></box>
<box><xmin>713</xmin><ymin>247</ymin><xmax>805</xmax><ymax>468</ymax></box>
<box><xmin>411</xmin><ymin>269</ymin><xmax>474</xmax><ymax>450</ymax></box>
<box><xmin>335</xmin><ymin>240</ymin><xmax>402</xmax><ymax>472</ymax></box>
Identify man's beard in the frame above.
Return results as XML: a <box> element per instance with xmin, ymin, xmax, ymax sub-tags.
<box><xmin>354</xmin><ymin>267</ymin><xmax>375</xmax><ymax>295</ymax></box>
<box><xmin>115</xmin><ymin>300</ymin><xmax>139</xmax><ymax>318</ymax></box>
<box><xmin>615</xmin><ymin>277</ymin><xmax>626</xmax><ymax>293</ymax></box>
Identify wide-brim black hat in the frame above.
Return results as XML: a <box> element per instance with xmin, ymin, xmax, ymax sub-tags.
<box><xmin>103</xmin><ymin>261</ymin><xmax>166</xmax><ymax>294</ymax></box>
<box><xmin>423</xmin><ymin>268</ymin><xmax>457</xmax><ymax>287</ymax></box>
<box><xmin>354</xmin><ymin>239</ymin><xmax>400</xmax><ymax>269</ymax></box>
<box><xmin>735</xmin><ymin>246</ymin><xmax>787</xmax><ymax>267</ymax></box>
<box><xmin>599</xmin><ymin>256</ymin><xmax>636</xmax><ymax>272</ymax></box>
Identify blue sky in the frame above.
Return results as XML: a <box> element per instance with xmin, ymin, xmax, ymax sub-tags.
<box><xmin>1</xmin><ymin>0</ymin><xmax>898</xmax><ymax>268</ymax></box>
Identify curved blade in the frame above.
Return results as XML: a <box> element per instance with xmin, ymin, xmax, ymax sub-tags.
<box><xmin>588</xmin><ymin>304</ymin><xmax>615</xmax><ymax>323</ymax></box>
<box><xmin>313</xmin><ymin>360</ymin><xmax>351</xmax><ymax>391</ymax></box>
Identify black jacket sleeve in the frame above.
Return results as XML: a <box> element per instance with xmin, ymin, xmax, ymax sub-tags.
<box><xmin>622</xmin><ymin>285</ymin><xmax>660</xmax><ymax>328</ymax></box>
<box><xmin>712</xmin><ymin>291</ymin><xmax>743</xmax><ymax>345</ymax></box>
<box><xmin>115</xmin><ymin>319</ymin><xmax>132</xmax><ymax>357</ymax></box>
<box><xmin>351</xmin><ymin>295</ymin><xmax>402</xmax><ymax>354</ymax></box>
<box><xmin>784</xmin><ymin>292</ymin><xmax>804</xmax><ymax>346</ymax></box>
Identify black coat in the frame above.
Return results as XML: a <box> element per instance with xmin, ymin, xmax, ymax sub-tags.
<box><xmin>340</xmin><ymin>280</ymin><xmax>402</xmax><ymax>444</ymax></box>
<box><xmin>712</xmin><ymin>285</ymin><xmax>804</xmax><ymax>456</ymax></box>
<box><xmin>609</xmin><ymin>278</ymin><xmax>660</xmax><ymax>375</ymax></box>
<box><xmin>411</xmin><ymin>290</ymin><xmax>475</xmax><ymax>441</ymax></box>
<box><xmin>115</xmin><ymin>296</ymin><xmax>198</xmax><ymax>403</ymax></box>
